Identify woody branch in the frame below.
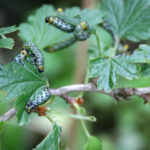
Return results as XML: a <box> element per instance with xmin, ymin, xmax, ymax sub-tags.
<box><xmin>0</xmin><ymin>83</ymin><xmax>150</xmax><ymax>122</ymax></box>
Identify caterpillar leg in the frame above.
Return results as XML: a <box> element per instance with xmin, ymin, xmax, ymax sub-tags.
<box><xmin>45</xmin><ymin>36</ymin><xmax>77</xmax><ymax>53</ymax></box>
<box><xmin>45</xmin><ymin>16</ymin><xmax>75</xmax><ymax>33</ymax></box>
<box><xmin>26</xmin><ymin>87</ymin><xmax>51</xmax><ymax>114</ymax></box>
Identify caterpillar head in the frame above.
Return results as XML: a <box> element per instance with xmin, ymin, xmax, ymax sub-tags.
<box><xmin>25</xmin><ymin>102</ymin><xmax>34</xmax><ymax>114</ymax></box>
<box><xmin>45</xmin><ymin>16</ymin><xmax>54</xmax><ymax>24</ymax></box>
<box><xmin>37</xmin><ymin>65</ymin><xmax>44</xmax><ymax>72</ymax></box>
<box><xmin>80</xmin><ymin>21</ymin><xmax>88</xmax><ymax>30</ymax></box>
<box><xmin>21</xmin><ymin>49</ymin><xmax>28</xmax><ymax>58</ymax></box>
<box><xmin>123</xmin><ymin>44</ymin><xmax>129</xmax><ymax>50</ymax></box>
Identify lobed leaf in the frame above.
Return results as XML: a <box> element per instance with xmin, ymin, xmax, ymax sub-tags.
<box><xmin>0</xmin><ymin>25</ymin><xmax>18</xmax><ymax>35</ymax></box>
<box><xmin>0</xmin><ymin>61</ymin><xmax>49</xmax><ymax>123</ymax></box>
<box><xmin>101</xmin><ymin>0</ymin><xmax>150</xmax><ymax>41</ymax></box>
<box><xmin>0</xmin><ymin>38</ymin><xmax>14</xmax><ymax>49</ymax></box>
<box><xmin>89</xmin><ymin>44</ymin><xmax>150</xmax><ymax>91</ymax></box>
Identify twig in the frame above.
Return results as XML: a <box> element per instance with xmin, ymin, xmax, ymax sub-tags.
<box><xmin>1</xmin><ymin>84</ymin><xmax>150</xmax><ymax>122</ymax></box>
<box><xmin>50</xmin><ymin>83</ymin><xmax>104</xmax><ymax>95</ymax></box>
<box><xmin>50</xmin><ymin>83</ymin><xmax>150</xmax><ymax>100</ymax></box>
<box><xmin>0</xmin><ymin>108</ymin><xmax>16</xmax><ymax>122</ymax></box>
<box><xmin>60</xmin><ymin>94</ymin><xmax>75</xmax><ymax>105</ymax></box>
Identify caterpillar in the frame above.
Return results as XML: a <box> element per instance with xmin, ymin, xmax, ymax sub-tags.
<box><xmin>13</xmin><ymin>48</ymin><xmax>29</xmax><ymax>65</ymax></box>
<box><xmin>45</xmin><ymin>36</ymin><xmax>77</xmax><ymax>52</ymax></box>
<box><xmin>23</xmin><ymin>42</ymin><xmax>44</xmax><ymax>73</ymax></box>
<box><xmin>74</xmin><ymin>21</ymin><xmax>91</xmax><ymax>41</ymax></box>
<box><xmin>45</xmin><ymin>13</ymin><xmax>91</xmax><ymax>52</ymax></box>
<box><xmin>45</xmin><ymin>16</ymin><xmax>75</xmax><ymax>33</ymax></box>
<box><xmin>25</xmin><ymin>87</ymin><xmax>51</xmax><ymax>114</ymax></box>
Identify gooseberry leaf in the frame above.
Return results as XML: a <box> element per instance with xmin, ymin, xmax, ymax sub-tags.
<box><xmin>0</xmin><ymin>25</ymin><xmax>18</xmax><ymax>35</ymax></box>
<box><xmin>101</xmin><ymin>0</ymin><xmax>150</xmax><ymax>41</ymax></box>
<box><xmin>0</xmin><ymin>61</ymin><xmax>49</xmax><ymax>123</ymax></box>
<box><xmin>89</xmin><ymin>44</ymin><xmax>150</xmax><ymax>91</ymax></box>
<box><xmin>0</xmin><ymin>25</ymin><xmax>18</xmax><ymax>49</ymax></box>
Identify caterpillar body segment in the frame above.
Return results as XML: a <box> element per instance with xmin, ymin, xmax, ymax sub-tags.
<box><xmin>74</xmin><ymin>21</ymin><xmax>91</xmax><ymax>41</ymax></box>
<box><xmin>26</xmin><ymin>87</ymin><xmax>51</xmax><ymax>114</ymax></box>
<box><xmin>45</xmin><ymin>16</ymin><xmax>75</xmax><ymax>33</ymax></box>
<box><xmin>45</xmin><ymin>36</ymin><xmax>77</xmax><ymax>52</ymax></box>
<box><xmin>23</xmin><ymin>42</ymin><xmax>44</xmax><ymax>73</ymax></box>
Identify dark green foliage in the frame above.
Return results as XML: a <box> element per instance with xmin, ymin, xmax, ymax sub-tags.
<box><xmin>89</xmin><ymin>45</ymin><xmax>150</xmax><ymax>91</ymax></box>
<box><xmin>0</xmin><ymin>61</ymin><xmax>48</xmax><ymax>123</ymax></box>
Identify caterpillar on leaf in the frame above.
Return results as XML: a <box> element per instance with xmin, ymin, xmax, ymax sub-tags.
<box><xmin>45</xmin><ymin>16</ymin><xmax>75</xmax><ymax>33</ymax></box>
<box><xmin>23</xmin><ymin>42</ymin><xmax>44</xmax><ymax>73</ymax></box>
<box><xmin>13</xmin><ymin>48</ymin><xmax>29</xmax><ymax>65</ymax></box>
<box><xmin>45</xmin><ymin>36</ymin><xmax>77</xmax><ymax>52</ymax></box>
<box><xmin>25</xmin><ymin>87</ymin><xmax>51</xmax><ymax>114</ymax></box>
<box><xmin>74</xmin><ymin>21</ymin><xmax>91</xmax><ymax>41</ymax></box>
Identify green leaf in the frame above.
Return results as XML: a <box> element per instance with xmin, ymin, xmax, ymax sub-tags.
<box><xmin>0</xmin><ymin>38</ymin><xmax>15</xmax><ymax>49</ymax></box>
<box><xmin>33</xmin><ymin>123</ymin><xmax>62</xmax><ymax>150</ymax></box>
<box><xmin>101</xmin><ymin>0</ymin><xmax>150</xmax><ymax>41</ymax></box>
<box><xmin>89</xmin><ymin>44</ymin><xmax>150</xmax><ymax>91</ymax></box>
<box><xmin>0</xmin><ymin>90</ymin><xmax>7</xmax><ymax>101</ymax></box>
<box><xmin>0</xmin><ymin>61</ymin><xmax>48</xmax><ymax>123</ymax></box>
<box><xmin>141</xmin><ymin>64</ymin><xmax>150</xmax><ymax>76</ymax></box>
<box><xmin>0</xmin><ymin>25</ymin><xmax>18</xmax><ymax>35</ymax></box>
<box><xmin>18</xmin><ymin>5</ymin><xmax>103</xmax><ymax>50</ymax></box>
<box><xmin>138</xmin><ymin>44</ymin><xmax>150</xmax><ymax>76</ymax></box>
<box><xmin>0</xmin><ymin>26</ymin><xmax>18</xmax><ymax>49</ymax></box>
<box><xmin>84</xmin><ymin>136</ymin><xmax>102</xmax><ymax>150</ymax></box>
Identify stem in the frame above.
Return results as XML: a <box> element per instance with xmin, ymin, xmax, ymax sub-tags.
<box><xmin>0</xmin><ymin>108</ymin><xmax>16</xmax><ymax>122</ymax></box>
<box><xmin>80</xmin><ymin>119</ymin><xmax>90</xmax><ymax>137</ymax></box>
<box><xmin>94</xmin><ymin>32</ymin><xmax>102</xmax><ymax>57</ymax></box>
<box><xmin>46</xmin><ymin>114</ymin><xmax>54</xmax><ymax>123</ymax></box>
<box><xmin>74</xmin><ymin>103</ymin><xmax>90</xmax><ymax>138</ymax></box>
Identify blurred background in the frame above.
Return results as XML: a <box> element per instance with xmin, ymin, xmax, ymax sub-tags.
<box><xmin>1</xmin><ymin>0</ymin><xmax>150</xmax><ymax>150</ymax></box>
